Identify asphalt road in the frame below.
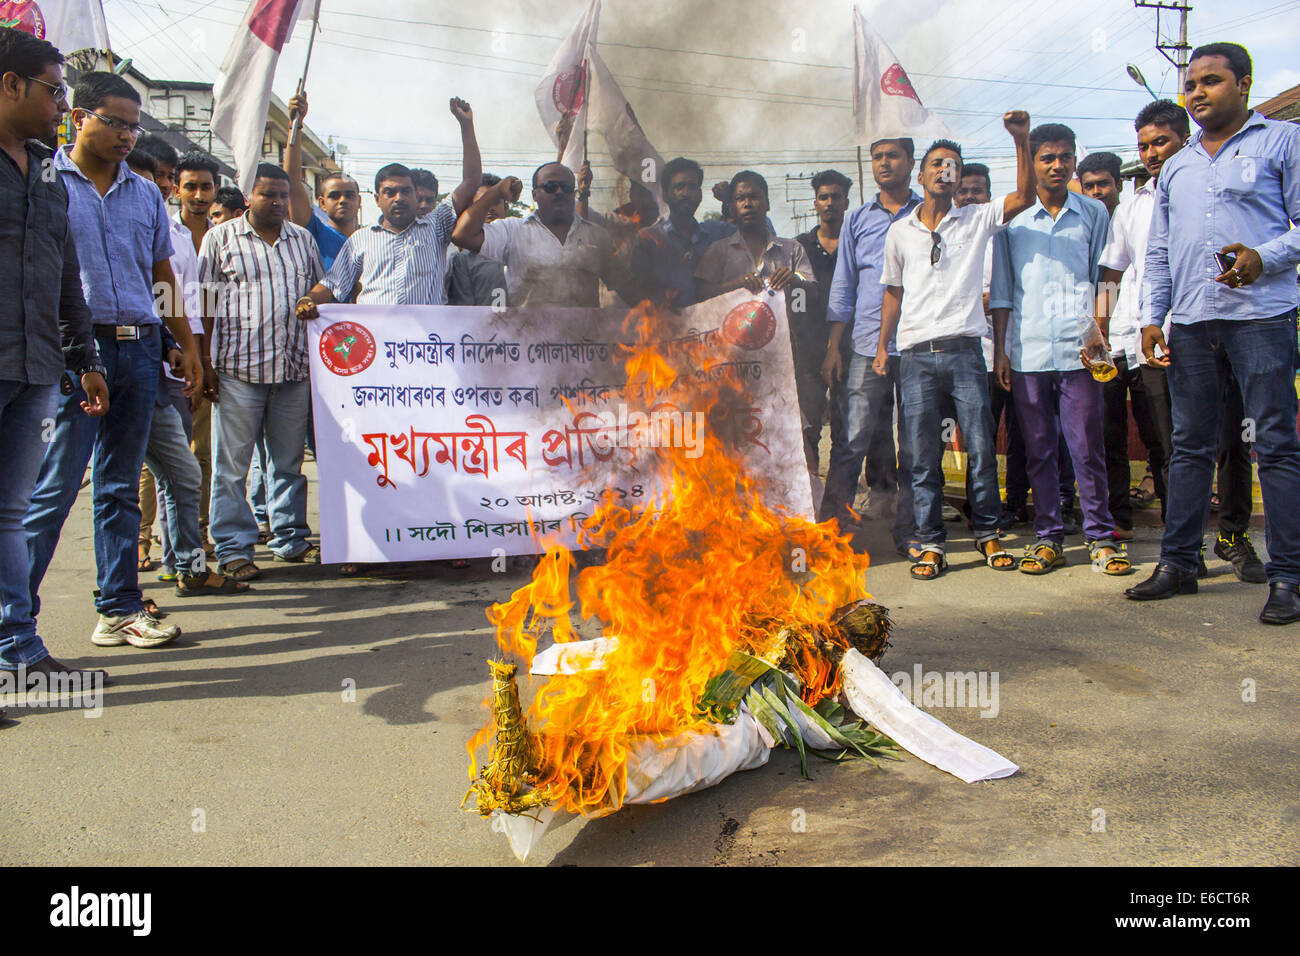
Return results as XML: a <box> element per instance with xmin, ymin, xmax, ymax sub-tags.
<box><xmin>4</xmin><ymin>460</ymin><xmax>1297</xmax><ymax>867</ymax></box>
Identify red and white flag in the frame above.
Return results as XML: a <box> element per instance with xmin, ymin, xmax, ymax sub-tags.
<box><xmin>852</xmin><ymin>4</ymin><xmax>952</xmax><ymax>147</ymax></box>
<box><xmin>211</xmin><ymin>0</ymin><xmax>318</xmax><ymax>195</ymax></box>
<box><xmin>535</xmin><ymin>0</ymin><xmax>665</xmax><ymax>215</ymax></box>
<box><xmin>0</xmin><ymin>0</ymin><xmax>110</xmax><ymax>54</ymax></box>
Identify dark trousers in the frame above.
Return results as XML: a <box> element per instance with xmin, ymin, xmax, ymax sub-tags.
<box><xmin>1162</xmin><ymin>314</ymin><xmax>1300</xmax><ymax>583</ymax></box>
<box><xmin>1103</xmin><ymin>355</ymin><xmax>1171</xmax><ymax>529</ymax></box>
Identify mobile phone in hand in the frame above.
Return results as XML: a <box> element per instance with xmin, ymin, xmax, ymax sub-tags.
<box><xmin>1214</xmin><ymin>252</ymin><xmax>1237</xmax><ymax>275</ymax></box>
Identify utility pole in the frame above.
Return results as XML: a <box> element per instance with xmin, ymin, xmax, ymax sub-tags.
<box><xmin>1134</xmin><ymin>2</ymin><xmax>1192</xmax><ymax>105</ymax></box>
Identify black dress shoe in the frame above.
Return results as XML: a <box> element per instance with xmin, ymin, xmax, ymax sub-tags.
<box><xmin>1258</xmin><ymin>581</ymin><xmax>1300</xmax><ymax>625</ymax></box>
<box><xmin>1125</xmin><ymin>563</ymin><xmax>1199</xmax><ymax>600</ymax></box>
<box><xmin>23</xmin><ymin>656</ymin><xmax>109</xmax><ymax>686</ymax></box>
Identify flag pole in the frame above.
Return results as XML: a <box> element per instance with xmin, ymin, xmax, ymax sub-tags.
<box><xmin>287</xmin><ymin>3</ymin><xmax>322</xmax><ymax>150</ymax></box>
<box><xmin>856</xmin><ymin>146</ymin><xmax>865</xmax><ymax>204</ymax></box>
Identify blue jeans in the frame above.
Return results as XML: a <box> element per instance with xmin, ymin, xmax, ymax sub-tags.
<box><xmin>26</xmin><ymin>332</ymin><xmax>160</xmax><ymax>618</ymax></box>
<box><xmin>248</xmin><ymin>433</ymin><xmax>271</xmax><ymax>526</ymax></box>
<box><xmin>820</xmin><ymin>353</ymin><xmax>916</xmax><ymax>548</ymax></box>
<box><xmin>0</xmin><ymin>382</ymin><xmax>58</xmax><ymax>668</ymax></box>
<box><xmin>144</xmin><ymin>402</ymin><xmax>204</xmax><ymax>575</ymax></box>
<box><xmin>1163</xmin><ymin>313</ymin><xmax>1300</xmax><ymax>583</ymax></box>
<box><xmin>900</xmin><ymin>342</ymin><xmax>1001</xmax><ymax>552</ymax></box>
<box><xmin>210</xmin><ymin>374</ymin><xmax>311</xmax><ymax>564</ymax></box>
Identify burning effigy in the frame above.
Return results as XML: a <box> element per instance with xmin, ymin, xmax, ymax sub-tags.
<box><xmin>464</xmin><ymin>295</ymin><xmax>1017</xmax><ymax>861</ymax></box>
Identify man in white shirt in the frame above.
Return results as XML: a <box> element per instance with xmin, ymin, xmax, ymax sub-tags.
<box><xmin>873</xmin><ymin>113</ymin><xmax>1037</xmax><ymax>579</ymax></box>
<box><xmin>451</xmin><ymin>163</ymin><xmax>637</xmax><ymax>308</ymax></box>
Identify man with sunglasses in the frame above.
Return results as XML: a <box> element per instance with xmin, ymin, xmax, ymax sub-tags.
<box><xmin>0</xmin><ymin>27</ymin><xmax>109</xmax><ymax>683</ymax></box>
<box><xmin>873</xmin><ymin>113</ymin><xmax>1037</xmax><ymax>580</ymax></box>
<box><xmin>452</xmin><ymin>162</ymin><xmax>636</xmax><ymax>308</ymax></box>
<box><xmin>25</xmin><ymin>71</ymin><xmax>202</xmax><ymax>650</ymax></box>
<box><xmin>989</xmin><ymin>122</ymin><xmax>1121</xmax><ymax>576</ymax></box>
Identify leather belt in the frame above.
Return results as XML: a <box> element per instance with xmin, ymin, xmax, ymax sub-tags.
<box><xmin>905</xmin><ymin>334</ymin><xmax>979</xmax><ymax>354</ymax></box>
<box><xmin>94</xmin><ymin>325</ymin><xmax>157</xmax><ymax>341</ymax></box>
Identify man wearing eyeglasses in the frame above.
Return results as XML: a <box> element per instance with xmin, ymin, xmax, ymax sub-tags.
<box><xmin>451</xmin><ymin>161</ymin><xmax>637</xmax><ymax>308</ymax></box>
<box><xmin>873</xmin><ymin>113</ymin><xmax>1037</xmax><ymax>581</ymax></box>
<box><xmin>25</xmin><ymin>70</ymin><xmax>202</xmax><ymax>651</ymax></box>
<box><xmin>0</xmin><ymin>27</ymin><xmax>109</xmax><ymax>684</ymax></box>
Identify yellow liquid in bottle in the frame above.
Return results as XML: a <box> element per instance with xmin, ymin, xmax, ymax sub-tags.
<box><xmin>1090</xmin><ymin>361</ymin><xmax>1118</xmax><ymax>383</ymax></box>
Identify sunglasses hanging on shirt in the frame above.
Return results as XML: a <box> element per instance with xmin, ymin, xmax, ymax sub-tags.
<box><xmin>930</xmin><ymin>231</ymin><xmax>942</xmax><ymax>267</ymax></box>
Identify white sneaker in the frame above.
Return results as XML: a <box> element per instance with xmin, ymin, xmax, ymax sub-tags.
<box><xmin>92</xmin><ymin>610</ymin><xmax>182</xmax><ymax>648</ymax></box>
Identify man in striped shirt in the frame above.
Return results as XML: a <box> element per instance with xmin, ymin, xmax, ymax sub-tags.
<box><xmin>297</xmin><ymin>98</ymin><xmax>481</xmax><ymax>313</ymax></box>
<box><xmin>198</xmin><ymin>163</ymin><xmax>324</xmax><ymax>580</ymax></box>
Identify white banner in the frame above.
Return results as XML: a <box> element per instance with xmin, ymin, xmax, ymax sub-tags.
<box><xmin>306</xmin><ymin>291</ymin><xmax>811</xmax><ymax>563</ymax></box>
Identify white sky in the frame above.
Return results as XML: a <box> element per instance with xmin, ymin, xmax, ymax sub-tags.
<box><xmin>102</xmin><ymin>0</ymin><xmax>1300</xmax><ymax>233</ymax></box>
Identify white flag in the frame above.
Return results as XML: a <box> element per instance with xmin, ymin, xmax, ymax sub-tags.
<box><xmin>211</xmin><ymin>0</ymin><xmax>317</xmax><ymax>195</ymax></box>
<box><xmin>535</xmin><ymin>0</ymin><xmax>665</xmax><ymax>216</ymax></box>
<box><xmin>535</xmin><ymin>0</ymin><xmax>599</xmax><ymax>173</ymax></box>
<box><xmin>1</xmin><ymin>0</ymin><xmax>110</xmax><ymax>54</ymax></box>
<box><xmin>852</xmin><ymin>4</ymin><xmax>952</xmax><ymax>147</ymax></box>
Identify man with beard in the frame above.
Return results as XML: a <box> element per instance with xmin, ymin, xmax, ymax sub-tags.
<box><xmin>629</xmin><ymin>156</ymin><xmax>735</xmax><ymax>308</ymax></box>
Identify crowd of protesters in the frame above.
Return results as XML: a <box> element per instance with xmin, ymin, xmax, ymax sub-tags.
<box><xmin>2</xmin><ymin>24</ymin><xmax>1299</xmax><ymax>692</ymax></box>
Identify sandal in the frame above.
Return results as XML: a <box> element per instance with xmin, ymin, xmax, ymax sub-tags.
<box><xmin>141</xmin><ymin>598</ymin><xmax>167</xmax><ymax>618</ymax></box>
<box><xmin>1129</xmin><ymin>485</ymin><xmax>1156</xmax><ymax>507</ymax></box>
<box><xmin>448</xmin><ymin>558</ymin><xmax>471</xmax><ymax>569</ymax></box>
<box><xmin>340</xmin><ymin>563</ymin><xmax>363</xmax><ymax>576</ymax></box>
<box><xmin>895</xmin><ymin>539</ymin><xmax>924</xmax><ymax>561</ymax></box>
<box><xmin>910</xmin><ymin>549</ymin><xmax>948</xmax><ymax>581</ymax></box>
<box><xmin>275</xmin><ymin>545</ymin><xmax>320</xmax><ymax>564</ymax></box>
<box><xmin>176</xmin><ymin>570</ymin><xmax>250</xmax><ymax>597</ymax></box>
<box><xmin>1019</xmin><ymin>540</ymin><xmax>1065</xmax><ymax>575</ymax></box>
<box><xmin>976</xmin><ymin>539</ymin><xmax>1017</xmax><ymax>571</ymax></box>
<box><xmin>220</xmin><ymin>558</ymin><xmax>262</xmax><ymax>581</ymax></box>
<box><xmin>1089</xmin><ymin>541</ymin><xmax>1134</xmax><ymax>576</ymax></box>
<box><xmin>138</xmin><ymin>546</ymin><xmax>154</xmax><ymax>572</ymax></box>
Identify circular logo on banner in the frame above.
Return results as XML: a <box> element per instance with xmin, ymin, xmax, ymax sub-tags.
<box><xmin>722</xmin><ymin>300</ymin><xmax>777</xmax><ymax>351</ymax></box>
<box><xmin>881</xmin><ymin>63</ymin><xmax>922</xmax><ymax>103</ymax></box>
<box><xmin>319</xmin><ymin>321</ymin><xmax>376</xmax><ymax>376</ymax></box>
<box><xmin>552</xmin><ymin>65</ymin><xmax>587</xmax><ymax>115</ymax></box>
<box><xmin>0</xmin><ymin>2</ymin><xmax>46</xmax><ymax>37</ymax></box>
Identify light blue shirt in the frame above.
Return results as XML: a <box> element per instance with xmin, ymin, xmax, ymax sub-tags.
<box><xmin>827</xmin><ymin>190</ymin><xmax>922</xmax><ymax>357</ymax></box>
<box><xmin>1143</xmin><ymin>111</ymin><xmax>1300</xmax><ymax>328</ymax></box>
<box><xmin>55</xmin><ymin>146</ymin><xmax>173</xmax><ymax>326</ymax></box>
<box><xmin>989</xmin><ymin>191</ymin><xmax>1109</xmax><ymax>372</ymax></box>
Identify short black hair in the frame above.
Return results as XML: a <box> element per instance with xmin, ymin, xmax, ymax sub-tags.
<box><xmin>480</xmin><ymin>173</ymin><xmax>502</xmax><ymax>188</ymax></box>
<box><xmin>253</xmin><ymin>162</ymin><xmax>290</xmax><ymax>185</ymax></box>
<box><xmin>1135</xmin><ymin>99</ymin><xmax>1190</xmax><ymax>140</ymax></box>
<box><xmin>1029</xmin><ymin>123</ymin><xmax>1076</xmax><ymax>158</ymax></box>
<box><xmin>215</xmin><ymin>185</ymin><xmax>246</xmax><ymax>211</ymax></box>
<box><xmin>921</xmin><ymin>139</ymin><xmax>963</xmax><ymax>176</ymax></box>
<box><xmin>1190</xmin><ymin>42</ymin><xmax>1252</xmax><ymax>82</ymax></box>
<box><xmin>374</xmin><ymin>162</ymin><xmax>413</xmax><ymax>192</ymax></box>
<box><xmin>73</xmin><ymin>71</ymin><xmax>140</xmax><ymax>113</ymax></box>
<box><xmin>869</xmin><ymin>137</ymin><xmax>915</xmax><ymax>162</ymax></box>
<box><xmin>811</xmin><ymin>169</ymin><xmax>852</xmax><ymax>195</ymax></box>
<box><xmin>0</xmin><ymin>24</ymin><xmax>64</xmax><ymax>81</ymax></box>
<box><xmin>729</xmin><ymin>169</ymin><xmax>768</xmax><ymax>201</ymax></box>
<box><xmin>960</xmin><ymin>162</ymin><xmax>991</xmax><ymax>191</ymax></box>
<box><xmin>410</xmin><ymin>167</ymin><xmax>438</xmax><ymax>193</ymax></box>
<box><xmin>124</xmin><ymin>148</ymin><xmax>156</xmax><ymax>176</ymax></box>
<box><xmin>662</xmin><ymin>156</ymin><xmax>704</xmax><ymax>189</ymax></box>
<box><xmin>175</xmin><ymin>150</ymin><xmax>219</xmax><ymax>180</ymax></box>
<box><xmin>531</xmin><ymin>161</ymin><xmax>572</xmax><ymax>189</ymax></box>
<box><xmin>135</xmin><ymin>134</ymin><xmax>178</xmax><ymax>170</ymax></box>
<box><xmin>317</xmin><ymin>171</ymin><xmax>357</xmax><ymax>194</ymax></box>
<box><xmin>1077</xmin><ymin>151</ymin><xmax>1122</xmax><ymax>185</ymax></box>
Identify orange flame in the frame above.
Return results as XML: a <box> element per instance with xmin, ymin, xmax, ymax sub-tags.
<box><xmin>468</xmin><ymin>303</ymin><xmax>873</xmax><ymax>815</ymax></box>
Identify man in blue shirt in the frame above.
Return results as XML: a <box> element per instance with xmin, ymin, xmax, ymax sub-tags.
<box><xmin>24</xmin><ymin>72</ymin><xmax>203</xmax><ymax>650</ymax></box>
<box><xmin>990</xmin><ymin>123</ymin><xmax>1125</xmax><ymax>575</ymax></box>
<box><xmin>1125</xmin><ymin>42</ymin><xmax>1300</xmax><ymax>623</ymax></box>
<box><xmin>629</xmin><ymin>156</ymin><xmax>736</xmax><ymax>308</ymax></box>
<box><xmin>285</xmin><ymin>90</ymin><xmax>358</xmax><ymax>272</ymax></box>
<box><xmin>819</xmin><ymin>138</ymin><xmax>922</xmax><ymax>557</ymax></box>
